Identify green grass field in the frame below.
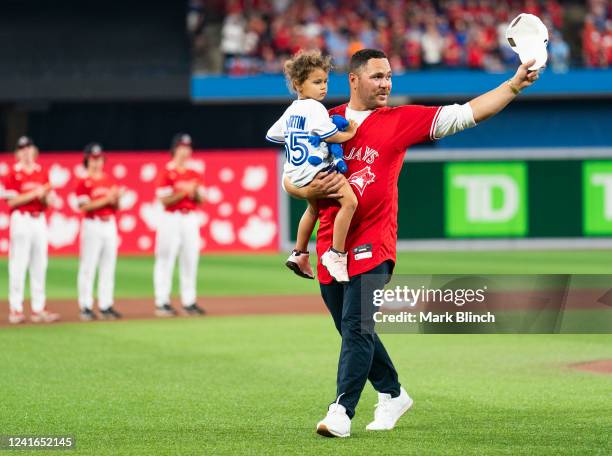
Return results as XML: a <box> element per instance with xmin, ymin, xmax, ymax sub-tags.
<box><xmin>1</xmin><ymin>251</ymin><xmax>611</xmax><ymax>455</ymax></box>
<box><xmin>2</xmin><ymin>250</ymin><xmax>612</xmax><ymax>299</ymax></box>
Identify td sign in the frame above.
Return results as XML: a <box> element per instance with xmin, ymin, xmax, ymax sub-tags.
<box><xmin>583</xmin><ymin>161</ymin><xmax>612</xmax><ymax>235</ymax></box>
<box><xmin>445</xmin><ymin>162</ymin><xmax>528</xmax><ymax>237</ymax></box>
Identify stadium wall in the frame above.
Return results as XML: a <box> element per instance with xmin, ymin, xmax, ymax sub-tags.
<box><xmin>8</xmin><ymin>98</ymin><xmax>612</xmax><ymax>151</ymax></box>
<box><xmin>192</xmin><ymin>69</ymin><xmax>612</xmax><ymax>102</ymax></box>
<box><xmin>286</xmin><ymin>148</ymin><xmax>612</xmax><ymax>251</ymax></box>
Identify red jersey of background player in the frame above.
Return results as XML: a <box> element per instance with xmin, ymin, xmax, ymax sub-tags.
<box><xmin>316</xmin><ymin>103</ymin><xmax>441</xmax><ymax>283</ymax></box>
<box><xmin>156</xmin><ymin>162</ymin><xmax>203</xmax><ymax>212</ymax></box>
<box><xmin>3</xmin><ymin>162</ymin><xmax>49</xmax><ymax>214</ymax></box>
<box><xmin>75</xmin><ymin>172</ymin><xmax>118</xmax><ymax>219</ymax></box>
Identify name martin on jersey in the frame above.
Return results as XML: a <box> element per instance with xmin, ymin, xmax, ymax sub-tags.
<box><xmin>286</xmin><ymin>115</ymin><xmax>306</xmax><ymax>131</ymax></box>
<box><xmin>344</xmin><ymin>145</ymin><xmax>379</xmax><ymax>196</ymax></box>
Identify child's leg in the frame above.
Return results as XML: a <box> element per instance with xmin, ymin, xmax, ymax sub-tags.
<box><xmin>332</xmin><ymin>182</ymin><xmax>358</xmax><ymax>252</ymax></box>
<box><xmin>295</xmin><ymin>200</ymin><xmax>318</xmax><ymax>252</ymax></box>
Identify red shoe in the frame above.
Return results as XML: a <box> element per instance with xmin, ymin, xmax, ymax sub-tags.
<box><xmin>8</xmin><ymin>310</ymin><xmax>25</xmax><ymax>325</ymax></box>
<box><xmin>31</xmin><ymin>310</ymin><xmax>60</xmax><ymax>323</ymax></box>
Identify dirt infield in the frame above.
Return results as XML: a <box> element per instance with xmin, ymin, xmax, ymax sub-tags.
<box><xmin>569</xmin><ymin>360</ymin><xmax>612</xmax><ymax>375</ymax></box>
<box><xmin>1</xmin><ymin>287</ymin><xmax>610</xmax><ymax>327</ymax></box>
<box><xmin>0</xmin><ymin>295</ymin><xmax>326</xmax><ymax>327</ymax></box>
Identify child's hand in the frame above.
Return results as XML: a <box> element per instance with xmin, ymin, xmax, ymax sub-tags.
<box><xmin>345</xmin><ymin>120</ymin><xmax>358</xmax><ymax>137</ymax></box>
<box><xmin>330</xmin><ymin>115</ymin><xmax>350</xmax><ymax>132</ymax></box>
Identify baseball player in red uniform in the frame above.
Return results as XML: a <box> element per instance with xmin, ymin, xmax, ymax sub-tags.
<box><xmin>3</xmin><ymin>136</ymin><xmax>59</xmax><ymax>324</ymax></box>
<box><xmin>153</xmin><ymin>133</ymin><xmax>206</xmax><ymax>317</ymax></box>
<box><xmin>284</xmin><ymin>49</ymin><xmax>539</xmax><ymax>437</ymax></box>
<box><xmin>76</xmin><ymin>143</ymin><xmax>123</xmax><ymax>321</ymax></box>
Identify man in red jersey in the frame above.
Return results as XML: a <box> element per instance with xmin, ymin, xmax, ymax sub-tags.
<box><xmin>153</xmin><ymin>133</ymin><xmax>206</xmax><ymax>317</ymax></box>
<box><xmin>76</xmin><ymin>143</ymin><xmax>124</xmax><ymax>321</ymax></box>
<box><xmin>3</xmin><ymin>136</ymin><xmax>59</xmax><ymax>324</ymax></box>
<box><xmin>284</xmin><ymin>49</ymin><xmax>539</xmax><ymax>438</ymax></box>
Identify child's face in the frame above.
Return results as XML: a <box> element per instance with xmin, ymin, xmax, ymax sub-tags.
<box><xmin>296</xmin><ymin>68</ymin><xmax>329</xmax><ymax>101</ymax></box>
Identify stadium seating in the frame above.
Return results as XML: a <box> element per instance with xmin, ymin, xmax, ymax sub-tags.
<box><xmin>191</xmin><ymin>0</ymin><xmax>612</xmax><ymax>74</ymax></box>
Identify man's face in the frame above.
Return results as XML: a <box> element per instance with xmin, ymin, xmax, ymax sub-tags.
<box><xmin>19</xmin><ymin>145</ymin><xmax>37</xmax><ymax>164</ymax></box>
<box><xmin>350</xmin><ymin>58</ymin><xmax>392</xmax><ymax>109</ymax></box>
<box><xmin>174</xmin><ymin>144</ymin><xmax>192</xmax><ymax>161</ymax></box>
<box><xmin>88</xmin><ymin>155</ymin><xmax>105</xmax><ymax>173</ymax></box>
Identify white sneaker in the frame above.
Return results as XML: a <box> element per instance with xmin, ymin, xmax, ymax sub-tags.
<box><xmin>8</xmin><ymin>310</ymin><xmax>25</xmax><ymax>324</ymax></box>
<box><xmin>31</xmin><ymin>310</ymin><xmax>60</xmax><ymax>324</ymax></box>
<box><xmin>316</xmin><ymin>403</ymin><xmax>351</xmax><ymax>438</ymax></box>
<box><xmin>366</xmin><ymin>387</ymin><xmax>413</xmax><ymax>431</ymax></box>
<box><xmin>285</xmin><ymin>250</ymin><xmax>314</xmax><ymax>279</ymax></box>
<box><xmin>320</xmin><ymin>249</ymin><xmax>349</xmax><ymax>283</ymax></box>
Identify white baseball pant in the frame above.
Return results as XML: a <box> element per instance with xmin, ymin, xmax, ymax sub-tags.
<box><xmin>77</xmin><ymin>217</ymin><xmax>118</xmax><ymax>311</ymax></box>
<box><xmin>9</xmin><ymin>211</ymin><xmax>48</xmax><ymax>313</ymax></box>
<box><xmin>154</xmin><ymin>211</ymin><xmax>200</xmax><ymax>307</ymax></box>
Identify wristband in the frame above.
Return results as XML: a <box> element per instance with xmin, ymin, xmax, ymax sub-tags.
<box><xmin>506</xmin><ymin>80</ymin><xmax>520</xmax><ymax>95</ymax></box>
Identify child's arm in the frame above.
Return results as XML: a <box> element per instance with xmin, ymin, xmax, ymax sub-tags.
<box><xmin>324</xmin><ymin>120</ymin><xmax>358</xmax><ymax>144</ymax></box>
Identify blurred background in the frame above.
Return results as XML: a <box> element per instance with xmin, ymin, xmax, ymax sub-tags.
<box><xmin>0</xmin><ymin>0</ymin><xmax>610</xmax><ymax>256</ymax></box>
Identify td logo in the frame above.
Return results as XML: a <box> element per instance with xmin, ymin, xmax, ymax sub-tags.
<box><xmin>445</xmin><ymin>162</ymin><xmax>528</xmax><ymax>237</ymax></box>
<box><xmin>583</xmin><ymin>161</ymin><xmax>612</xmax><ymax>235</ymax></box>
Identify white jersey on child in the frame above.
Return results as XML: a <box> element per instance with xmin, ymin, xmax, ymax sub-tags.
<box><xmin>266</xmin><ymin>99</ymin><xmax>338</xmax><ymax>188</ymax></box>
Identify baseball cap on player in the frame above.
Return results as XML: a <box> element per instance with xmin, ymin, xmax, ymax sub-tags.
<box><xmin>171</xmin><ymin>133</ymin><xmax>193</xmax><ymax>152</ymax></box>
<box><xmin>170</xmin><ymin>133</ymin><xmax>193</xmax><ymax>155</ymax></box>
<box><xmin>506</xmin><ymin>13</ymin><xmax>549</xmax><ymax>70</ymax></box>
<box><xmin>83</xmin><ymin>142</ymin><xmax>104</xmax><ymax>166</ymax></box>
<box><xmin>15</xmin><ymin>135</ymin><xmax>34</xmax><ymax>150</ymax></box>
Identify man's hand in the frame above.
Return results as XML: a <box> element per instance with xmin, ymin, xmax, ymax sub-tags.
<box><xmin>107</xmin><ymin>186</ymin><xmax>120</xmax><ymax>205</ymax></box>
<box><xmin>187</xmin><ymin>180</ymin><xmax>199</xmax><ymax>199</ymax></box>
<box><xmin>509</xmin><ymin>59</ymin><xmax>540</xmax><ymax>91</ymax></box>
<box><xmin>311</xmin><ymin>171</ymin><xmax>346</xmax><ymax>199</ymax></box>
<box><xmin>34</xmin><ymin>184</ymin><xmax>50</xmax><ymax>200</ymax></box>
<box><xmin>284</xmin><ymin>171</ymin><xmax>346</xmax><ymax>200</ymax></box>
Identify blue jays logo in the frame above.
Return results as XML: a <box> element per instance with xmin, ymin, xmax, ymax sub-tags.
<box><xmin>348</xmin><ymin>166</ymin><xmax>376</xmax><ymax>196</ymax></box>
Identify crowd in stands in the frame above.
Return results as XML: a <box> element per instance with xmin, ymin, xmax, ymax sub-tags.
<box><xmin>583</xmin><ymin>0</ymin><xmax>612</xmax><ymax>67</ymax></box>
<box><xmin>188</xmin><ymin>0</ymin><xmax>612</xmax><ymax>75</ymax></box>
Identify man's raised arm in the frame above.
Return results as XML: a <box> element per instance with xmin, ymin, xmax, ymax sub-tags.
<box><xmin>432</xmin><ymin>59</ymin><xmax>540</xmax><ymax>140</ymax></box>
<box><xmin>469</xmin><ymin>59</ymin><xmax>539</xmax><ymax>123</ymax></box>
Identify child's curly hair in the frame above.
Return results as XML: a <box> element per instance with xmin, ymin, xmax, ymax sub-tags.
<box><xmin>284</xmin><ymin>50</ymin><xmax>332</xmax><ymax>93</ymax></box>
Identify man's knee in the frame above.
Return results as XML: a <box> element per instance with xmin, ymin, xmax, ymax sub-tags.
<box><xmin>341</xmin><ymin>318</ymin><xmax>375</xmax><ymax>346</ymax></box>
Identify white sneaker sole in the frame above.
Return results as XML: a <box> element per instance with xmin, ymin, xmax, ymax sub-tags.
<box><xmin>316</xmin><ymin>423</ymin><xmax>350</xmax><ymax>438</ymax></box>
<box><xmin>31</xmin><ymin>314</ymin><xmax>60</xmax><ymax>323</ymax></box>
<box><xmin>285</xmin><ymin>258</ymin><xmax>314</xmax><ymax>279</ymax></box>
<box><xmin>366</xmin><ymin>397</ymin><xmax>414</xmax><ymax>431</ymax></box>
<box><xmin>320</xmin><ymin>256</ymin><xmax>349</xmax><ymax>283</ymax></box>
<box><xmin>154</xmin><ymin>310</ymin><xmax>176</xmax><ymax>318</ymax></box>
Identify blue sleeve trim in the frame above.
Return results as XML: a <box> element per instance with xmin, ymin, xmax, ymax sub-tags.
<box><xmin>265</xmin><ymin>135</ymin><xmax>285</xmax><ymax>144</ymax></box>
<box><xmin>319</xmin><ymin>127</ymin><xmax>338</xmax><ymax>140</ymax></box>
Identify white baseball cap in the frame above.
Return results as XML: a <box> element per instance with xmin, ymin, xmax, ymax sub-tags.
<box><xmin>506</xmin><ymin>13</ymin><xmax>549</xmax><ymax>70</ymax></box>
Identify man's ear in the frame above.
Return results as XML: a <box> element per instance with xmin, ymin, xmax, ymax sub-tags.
<box><xmin>348</xmin><ymin>72</ymin><xmax>358</xmax><ymax>90</ymax></box>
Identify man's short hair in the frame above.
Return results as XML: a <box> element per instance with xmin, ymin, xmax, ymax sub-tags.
<box><xmin>349</xmin><ymin>49</ymin><xmax>388</xmax><ymax>74</ymax></box>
